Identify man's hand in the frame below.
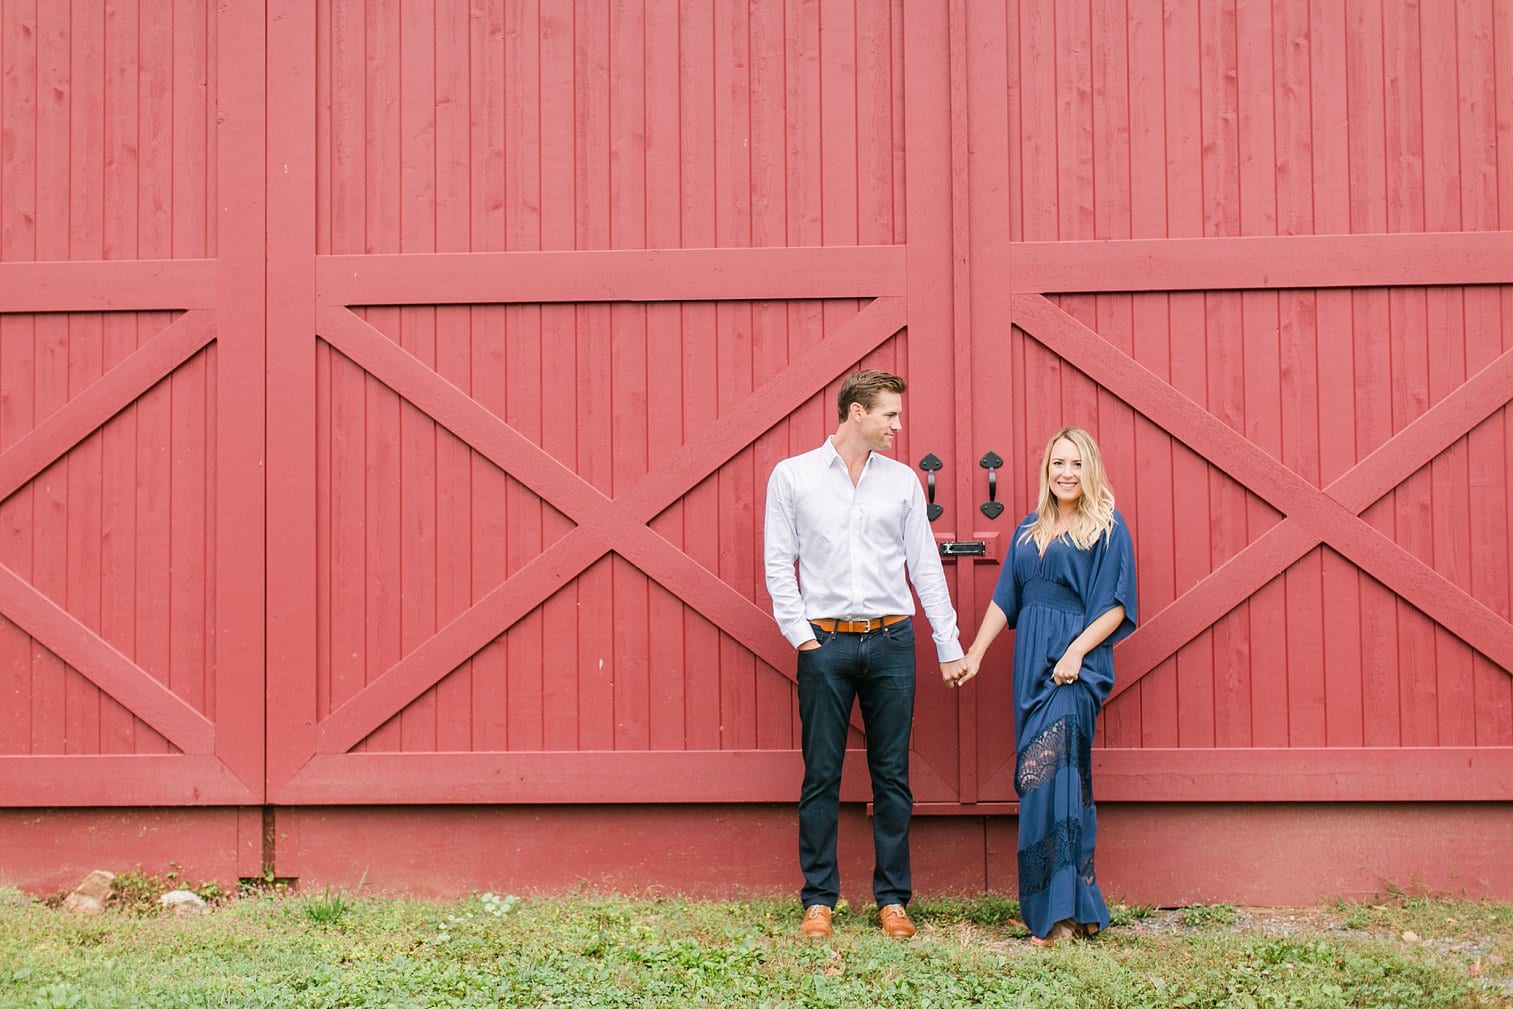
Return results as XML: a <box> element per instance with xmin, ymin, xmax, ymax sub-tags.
<box><xmin>798</xmin><ymin>640</ymin><xmax>821</xmax><ymax>652</ymax></box>
<box><xmin>940</xmin><ymin>656</ymin><xmax>969</xmax><ymax>686</ymax></box>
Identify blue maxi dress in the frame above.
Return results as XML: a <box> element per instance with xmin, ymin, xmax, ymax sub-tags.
<box><xmin>991</xmin><ymin>509</ymin><xmax>1137</xmax><ymax>938</ymax></box>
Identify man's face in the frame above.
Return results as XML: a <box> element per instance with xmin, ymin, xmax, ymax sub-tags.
<box><xmin>854</xmin><ymin>390</ymin><xmax>903</xmax><ymax>452</ymax></box>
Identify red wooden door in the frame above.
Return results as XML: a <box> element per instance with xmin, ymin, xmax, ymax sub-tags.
<box><xmin>959</xmin><ymin>0</ymin><xmax>1513</xmax><ymax>803</ymax></box>
<box><xmin>0</xmin><ymin>1</ymin><xmax>265</xmax><ymax>805</ymax></box>
<box><xmin>263</xmin><ymin>0</ymin><xmax>972</xmax><ymax>807</ymax></box>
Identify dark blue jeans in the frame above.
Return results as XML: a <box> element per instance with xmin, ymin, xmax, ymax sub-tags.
<box><xmin>796</xmin><ymin>617</ymin><xmax>917</xmax><ymax>908</ymax></box>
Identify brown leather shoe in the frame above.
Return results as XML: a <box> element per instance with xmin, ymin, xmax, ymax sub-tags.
<box><xmin>879</xmin><ymin>903</ymin><xmax>916</xmax><ymax>939</ymax></box>
<box><xmin>799</xmin><ymin>904</ymin><xmax>833</xmax><ymax>938</ymax></box>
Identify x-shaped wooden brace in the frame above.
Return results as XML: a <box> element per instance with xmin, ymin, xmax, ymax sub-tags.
<box><xmin>1011</xmin><ymin>294</ymin><xmax>1513</xmax><ymax>701</ymax></box>
<box><xmin>313</xmin><ymin>297</ymin><xmax>909</xmax><ymax>754</ymax></box>
<box><xmin>0</xmin><ymin>309</ymin><xmax>219</xmax><ymax>753</ymax></box>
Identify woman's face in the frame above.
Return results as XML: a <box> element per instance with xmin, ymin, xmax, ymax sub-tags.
<box><xmin>1047</xmin><ymin>437</ymin><xmax>1084</xmax><ymax>508</ymax></box>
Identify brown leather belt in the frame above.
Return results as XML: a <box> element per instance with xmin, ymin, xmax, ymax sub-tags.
<box><xmin>811</xmin><ymin>615</ymin><xmax>908</xmax><ymax>634</ymax></box>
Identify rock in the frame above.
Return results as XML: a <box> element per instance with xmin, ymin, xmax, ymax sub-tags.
<box><xmin>62</xmin><ymin>870</ymin><xmax>115</xmax><ymax>914</ymax></box>
<box><xmin>160</xmin><ymin>889</ymin><xmax>208</xmax><ymax>917</ymax></box>
<box><xmin>1402</xmin><ymin>930</ymin><xmax>1420</xmax><ymax>943</ymax></box>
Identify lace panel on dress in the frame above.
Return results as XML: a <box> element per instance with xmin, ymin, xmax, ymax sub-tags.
<box><xmin>1017</xmin><ymin>816</ymin><xmax>1097</xmax><ymax>897</ymax></box>
<box><xmin>1014</xmin><ymin>715</ymin><xmax>1093</xmax><ymax>806</ymax></box>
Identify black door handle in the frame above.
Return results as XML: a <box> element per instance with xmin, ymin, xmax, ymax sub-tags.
<box><xmin>918</xmin><ymin>453</ymin><xmax>943</xmax><ymax>522</ymax></box>
<box><xmin>979</xmin><ymin>451</ymin><xmax>1004</xmax><ymax>519</ymax></box>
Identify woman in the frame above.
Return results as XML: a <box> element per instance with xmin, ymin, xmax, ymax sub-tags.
<box><xmin>955</xmin><ymin>428</ymin><xmax>1137</xmax><ymax>946</ymax></box>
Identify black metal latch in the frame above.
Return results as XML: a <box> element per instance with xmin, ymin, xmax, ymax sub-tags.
<box><xmin>938</xmin><ymin>540</ymin><xmax>987</xmax><ymax>557</ymax></box>
<box><xmin>918</xmin><ymin>453</ymin><xmax>944</xmax><ymax>521</ymax></box>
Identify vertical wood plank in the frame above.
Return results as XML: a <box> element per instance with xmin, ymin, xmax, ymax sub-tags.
<box><xmin>748</xmin><ymin>0</ymin><xmax>788</xmax><ymax>750</ymax></box>
<box><xmin>501</xmin><ymin>0</ymin><xmax>544</xmax><ymax>751</ymax></box>
<box><xmin>1200</xmin><ymin>1</ymin><xmax>1251</xmax><ymax>751</ymax></box>
<box><xmin>29</xmin><ymin>0</ymin><xmax>69</xmax><ymax>755</ymax></box>
<box><xmin>677</xmin><ymin>0</ymin><xmax>720</xmax><ymax>749</ymax></box>
<box><xmin>965</xmin><ymin>0</ymin><xmax>1013</xmax><ymax>777</ymax></box>
<box><xmin>173</xmin><ymin>0</ymin><xmax>208</xmax><ymax>256</ymax></box>
<box><xmin>167</xmin><ymin>0</ymin><xmax>209</xmax><ymax>721</ymax></box>
<box><xmin>1152</xmin><ymin>0</ymin><xmax>1205</xmax><ymax>744</ymax></box>
<box><xmin>356</xmin><ymin>0</ymin><xmax>401</xmax><ymax>753</ymax></box>
<box><xmin>276</xmin><ymin>0</ymin><xmax>326</xmax><ymax>798</ymax></box>
<box><xmin>397</xmin><ymin>0</ymin><xmax>439</xmax><ymax>753</ymax></box>
<box><xmin>0</xmin><ymin>317</ymin><xmax>35</xmax><ymax>754</ymax></box>
<box><xmin>606</xmin><ymin>0</ymin><xmax>650</xmax><ymax>749</ymax></box>
<box><xmin>1343</xmin><ymin>0</ymin><xmax>1401</xmax><ymax>746</ymax></box>
<box><xmin>431</xmin><ymin>0</ymin><xmax>474</xmax><ymax>753</ymax></box>
<box><xmin>213</xmin><ymin>0</ymin><xmax>264</xmax><ymax>780</ymax></box>
<box><xmin>133</xmin><ymin>0</ymin><xmax>174</xmax><ymax>757</ymax></box>
<box><xmin>169</xmin><ymin>355</ymin><xmax>208</xmax><ymax>717</ymax></box>
<box><xmin>65</xmin><ymin>1</ymin><xmax>106</xmax><ymax>753</ymax></box>
<box><xmin>1087</xmin><ymin>0</ymin><xmax>1135</xmax><ymax>753</ymax></box>
<box><xmin>574</xmin><ymin>0</ymin><xmax>615</xmax><ymax>750</ymax></box>
<box><xmin>98</xmin><ymin>0</ymin><xmax>142</xmax><ymax>755</ymax></box>
<box><xmin>327</xmin><ymin>304</ymin><xmax>368</xmax><ymax>753</ymax></box>
<box><xmin>538</xmin><ymin>0</ymin><xmax>580</xmax><ymax>748</ymax></box>
<box><xmin>1107</xmin><ymin>2</ymin><xmax>1169</xmax><ymax>749</ymax></box>
<box><xmin>1465</xmin><ymin>0</ymin><xmax>1513</xmax><ymax>745</ymax></box>
<box><xmin>643</xmin><ymin>0</ymin><xmax>685</xmax><ymax>752</ymax></box>
<box><xmin>1273</xmin><ymin>0</ymin><xmax>1325</xmax><ymax>748</ymax></box>
<box><xmin>1</xmin><ymin>0</ymin><xmax>38</xmax><ymax>261</ymax></box>
<box><xmin>1241</xmin><ymin>285</ymin><xmax>1287</xmax><ymax>749</ymax></box>
<box><xmin>502</xmin><ymin>307</ymin><xmax>547</xmax><ymax>750</ymax></box>
<box><xmin>714</xmin><ymin>0</ymin><xmax>756</xmax><ymax>752</ymax></box>
<box><xmin>1420</xmin><ymin>4</ymin><xmax>1476</xmax><ymax>747</ymax></box>
<box><xmin>1307</xmin><ymin>0</ymin><xmax>1364</xmax><ymax>747</ymax></box>
<box><xmin>464</xmin><ymin>0</ymin><xmax>508</xmax><ymax>752</ymax></box>
<box><xmin>1235</xmin><ymin>0</ymin><xmax>1288</xmax><ymax>749</ymax></box>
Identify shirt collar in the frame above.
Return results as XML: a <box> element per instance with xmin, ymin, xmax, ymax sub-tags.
<box><xmin>821</xmin><ymin>436</ymin><xmax>874</xmax><ymax>473</ymax></box>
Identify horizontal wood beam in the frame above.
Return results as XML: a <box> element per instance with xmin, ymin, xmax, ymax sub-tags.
<box><xmin>1013</xmin><ymin>231</ymin><xmax>1513</xmax><ymax>293</ymax></box>
<box><xmin>1095</xmin><ymin>747</ymin><xmax>1513</xmax><ymax>802</ymax></box>
<box><xmin>275</xmin><ymin>750</ymin><xmax>864</xmax><ymax>804</ymax></box>
<box><xmin>0</xmin><ymin>755</ymin><xmax>259</xmax><ymax>806</ymax></box>
<box><xmin>270</xmin><ymin>747</ymin><xmax>1513</xmax><ymax>804</ymax></box>
<box><xmin>316</xmin><ymin>245</ymin><xmax>907</xmax><ymax>306</ymax></box>
<box><xmin>0</xmin><ymin>259</ymin><xmax>218</xmax><ymax>312</ymax></box>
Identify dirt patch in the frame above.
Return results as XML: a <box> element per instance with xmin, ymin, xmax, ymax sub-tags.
<box><xmin>1127</xmin><ymin>906</ymin><xmax>1345</xmax><ymax>937</ymax></box>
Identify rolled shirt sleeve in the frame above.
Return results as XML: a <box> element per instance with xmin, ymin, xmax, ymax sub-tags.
<box><xmin>901</xmin><ymin>476</ymin><xmax>964</xmax><ymax>662</ymax></box>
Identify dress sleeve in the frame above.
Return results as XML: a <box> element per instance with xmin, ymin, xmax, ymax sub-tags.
<box><xmin>990</xmin><ymin>517</ymin><xmax>1031</xmax><ymax>628</ymax></box>
<box><xmin>1087</xmin><ymin>510</ymin><xmax>1138</xmax><ymax>644</ymax></box>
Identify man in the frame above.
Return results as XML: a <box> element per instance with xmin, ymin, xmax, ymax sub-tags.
<box><xmin>763</xmin><ymin>370</ymin><xmax>967</xmax><ymax>939</ymax></box>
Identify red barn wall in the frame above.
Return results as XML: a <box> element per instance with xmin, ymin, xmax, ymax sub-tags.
<box><xmin>3</xmin><ymin>0</ymin><xmax>1512</xmax><ymax>904</ymax></box>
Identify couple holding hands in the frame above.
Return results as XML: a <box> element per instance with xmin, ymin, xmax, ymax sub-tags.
<box><xmin>764</xmin><ymin>370</ymin><xmax>1137</xmax><ymax>946</ymax></box>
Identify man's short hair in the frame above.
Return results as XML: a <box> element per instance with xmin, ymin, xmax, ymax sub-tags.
<box><xmin>837</xmin><ymin>370</ymin><xmax>907</xmax><ymax>423</ymax></box>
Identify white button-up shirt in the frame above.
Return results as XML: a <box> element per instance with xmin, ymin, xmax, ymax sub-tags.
<box><xmin>763</xmin><ymin>438</ymin><xmax>964</xmax><ymax>661</ymax></box>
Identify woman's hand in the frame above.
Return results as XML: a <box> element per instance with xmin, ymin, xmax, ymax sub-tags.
<box><xmin>1052</xmin><ymin>648</ymin><xmax>1083</xmax><ymax>686</ymax></box>
<box><xmin>947</xmin><ymin>652</ymin><xmax>981</xmax><ymax>687</ymax></box>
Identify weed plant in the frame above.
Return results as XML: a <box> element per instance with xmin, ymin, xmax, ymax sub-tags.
<box><xmin>1181</xmin><ymin>902</ymin><xmax>1240</xmax><ymax>929</ymax></box>
<box><xmin>1</xmin><ymin>888</ymin><xmax>1508</xmax><ymax>1008</ymax></box>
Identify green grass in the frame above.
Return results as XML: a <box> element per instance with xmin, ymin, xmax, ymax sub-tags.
<box><xmin>1</xmin><ymin>887</ymin><xmax>1509</xmax><ymax>1008</ymax></box>
<box><xmin>1180</xmin><ymin>902</ymin><xmax>1240</xmax><ymax>929</ymax></box>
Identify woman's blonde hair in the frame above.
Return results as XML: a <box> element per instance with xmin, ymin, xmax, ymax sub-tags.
<box><xmin>1020</xmin><ymin>427</ymin><xmax>1117</xmax><ymax>552</ymax></box>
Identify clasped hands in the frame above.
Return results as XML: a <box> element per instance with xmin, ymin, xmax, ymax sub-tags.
<box><xmin>940</xmin><ymin>655</ymin><xmax>978</xmax><ymax>688</ymax></box>
<box><xmin>940</xmin><ymin>651</ymin><xmax>1084</xmax><ymax>688</ymax></box>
